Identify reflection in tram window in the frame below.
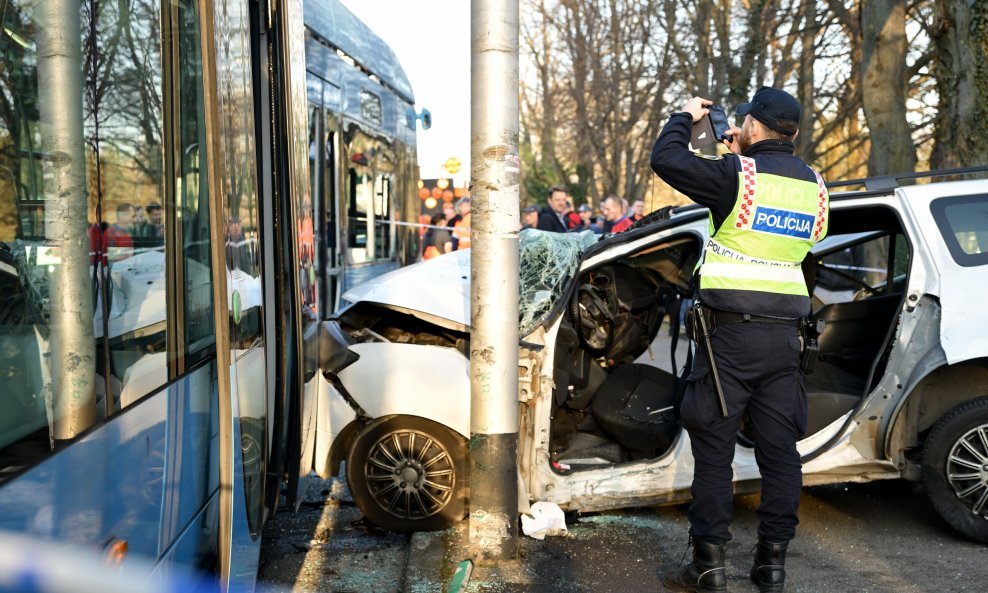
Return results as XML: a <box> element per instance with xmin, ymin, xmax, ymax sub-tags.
<box><xmin>298</xmin><ymin>192</ymin><xmax>317</xmax><ymax>318</ymax></box>
<box><xmin>374</xmin><ymin>174</ymin><xmax>391</xmax><ymax>260</ymax></box>
<box><xmin>321</xmin><ymin>124</ymin><xmax>338</xmax><ymax>310</ymax></box>
<box><xmin>359</xmin><ymin>90</ymin><xmax>382</xmax><ymax>125</ymax></box>
<box><xmin>348</xmin><ymin>167</ymin><xmax>374</xmax><ymax>263</ymax></box>
<box><xmin>0</xmin><ymin>0</ymin><xmax>210</xmax><ymax>476</ymax></box>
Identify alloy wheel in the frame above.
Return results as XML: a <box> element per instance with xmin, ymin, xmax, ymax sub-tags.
<box><xmin>363</xmin><ymin>428</ymin><xmax>456</xmax><ymax>520</ymax></box>
<box><xmin>946</xmin><ymin>424</ymin><xmax>988</xmax><ymax>519</ymax></box>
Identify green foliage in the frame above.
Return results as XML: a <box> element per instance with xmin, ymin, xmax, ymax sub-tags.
<box><xmin>519</xmin><ymin>131</ymin><xmax>587</xmax><ymax>207</ymax></box>
<box><xmin>519</xmin><ymin>131</ymin><xmax>558</xmax><ymax>205</ymax></box>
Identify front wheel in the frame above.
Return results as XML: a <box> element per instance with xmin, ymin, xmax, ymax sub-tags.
<box><xmin>923</xmin><ymin>397</ymin><xmax>988</xmax><ymax>543</ymax></box>
<box><xmin>346</xmin><ymin>416</ymin><xmax>467</xmax><ymax>532</ymax></box>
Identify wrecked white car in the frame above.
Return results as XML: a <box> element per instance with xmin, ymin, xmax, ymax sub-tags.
<box><xmin>308</xmin><ymin>171</ymin><xmax>988</xmax><ymax>542</ymax></box>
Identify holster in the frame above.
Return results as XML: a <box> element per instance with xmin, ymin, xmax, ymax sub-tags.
<box><xmin>684</xmin><ymin>302</ymin><xmax>711</xmax><ymax>344</ymax></box>
<box><xmin>799</xmin><ymin>318</ymin><xmax>825</xmax><ymax>374</ymax></box>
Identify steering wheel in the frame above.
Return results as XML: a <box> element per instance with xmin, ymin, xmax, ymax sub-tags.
<box><xmin>571</xmin><ymin>283</ymin><xmax>614</xmax><ymax>356</ymax></box>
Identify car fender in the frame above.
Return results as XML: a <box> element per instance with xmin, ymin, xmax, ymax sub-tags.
<box><xmin>336</xmin><ymin>342</ymin><xmax>470</xmax><ymax>438</ymax></box>
<box><xmin>312</xmin><ymin>373</ymin><xmax>358</xmax><ymax>478</ymax></box>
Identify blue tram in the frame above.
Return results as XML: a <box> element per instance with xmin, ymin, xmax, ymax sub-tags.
<box><xmin>0</xmin><ymin>0</ymin><xmax>420</xmax><ymax>590</ymax></box>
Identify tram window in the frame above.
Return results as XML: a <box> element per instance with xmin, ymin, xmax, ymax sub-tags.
<box><xmin>347</xmin><ymin>168</ymin><xmax>374</xmax><ymax>263</ymax></box>
<box><xmin>178</xmin><ymin>5</ymin><xmax>215</xmax><ymax>363</ymax></box>
<box><xmin>324</xmin><ymin>130</ymin><xmax>338</xmax><ymax>252</ymax></box>
<box><xmin>374</xmin><ymin>175</ymin><xmax>391</xmax><ymax>259</ymax></box>
<box><xmin>0</xmin><ymin>0</ymin><xmax>185</xmax><ymax>473</ymax></box>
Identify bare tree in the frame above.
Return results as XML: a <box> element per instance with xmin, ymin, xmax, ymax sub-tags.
<box><xmin>521</xmin><ymin>0</ymin><xmax>683</xmax><ymax>206</ymax></box>
<box><xmin>860</xmin><ymin>0</ymin><xmax>916</xmax><ymax>175</ymax></box>
<box><xmin>520</xmin><ymin>0</ymin><xmax>949</xmax><ymax>209</ymax></box>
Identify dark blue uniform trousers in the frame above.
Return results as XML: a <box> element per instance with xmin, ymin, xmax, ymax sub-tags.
<box><xmin>680</xmin><ymin>321</ymin><xmax>807</xmax><ymax>545</ymax></box>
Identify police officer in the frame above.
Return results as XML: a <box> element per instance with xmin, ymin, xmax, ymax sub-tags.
<box><xmin>651</xmin><ymin>87</ymin><xmax>829</xmax><ymax>593</ymax></box>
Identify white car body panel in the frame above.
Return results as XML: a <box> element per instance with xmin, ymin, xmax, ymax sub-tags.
<box><xmin>338</xmin><ymin>342</ymin><xmax>471</xmax><ymax>437</ymax></box>
<box><xmin>313</xmin><ymin>374</ymin><xmax>357</xmax><ymax>478</ymax></box>
<box><xmin>580</xmin><ymin>215</ymin><xmax>709</xmax><ymax>269</ymax></box>
<box><xmin>899</xmin><ymin>180</ymin><xmax>988</xmax><ymax>364</ymax></box>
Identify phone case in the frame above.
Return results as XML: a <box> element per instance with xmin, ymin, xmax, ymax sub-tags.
<box><xmin>690</xmin><ymin>115</ymin><xmax>717</xmax><ymax>148</ymax></box>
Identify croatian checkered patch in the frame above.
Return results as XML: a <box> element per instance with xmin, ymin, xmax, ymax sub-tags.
<box><xmin>811</xmin><ymin>169</ymin><xmax>828</xmax><ymax>241</ymax></box>
<box><xmin>735</xmin><ymin>156</ymin><xmax>757</xmax><ymax>230</ymax></box>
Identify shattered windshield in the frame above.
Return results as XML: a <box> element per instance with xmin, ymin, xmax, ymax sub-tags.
<box><xmin>518</xmin><ymin>229</ymin><xmax>598</xmax><ymax>335</ymax></box>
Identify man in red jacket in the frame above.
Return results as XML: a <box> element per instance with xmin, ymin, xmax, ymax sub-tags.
<box><xmin>601</xmin><ymin>196</ymin><xmax>632</xmax><ymax>233</ymax></box>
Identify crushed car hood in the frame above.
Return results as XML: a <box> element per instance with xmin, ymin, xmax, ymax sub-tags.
<box><xmin>342</xmin><ymin>248</ymin><xmax>472</xmax><ymax>328</ymax></box>
<box><xmin>341</xmin><ymin>229</ymin><xmax>598</xmax><ymax>332</ymax></box>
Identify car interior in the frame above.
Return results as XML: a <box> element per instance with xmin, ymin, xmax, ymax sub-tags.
<box><xmin>548</xmin><ymin>206</ymin><xmax>911</xmax><ymax>472</ymax></box>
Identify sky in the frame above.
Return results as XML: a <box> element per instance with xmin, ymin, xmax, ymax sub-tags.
<box><xmin>339</xmin><ymin>0</ymin><xmax>471</xmax><ymax>185</ymax></box>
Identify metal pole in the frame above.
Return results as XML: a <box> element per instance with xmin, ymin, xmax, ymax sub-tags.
<box><xmin>38</xmin><ymin>0</ymin><xmax>97</xmax><ymax>441</ymax></box>
<box><xmin>469</xmin><ymin>0</ymin><xmax>520</xmax><ymax>561</ymax></box>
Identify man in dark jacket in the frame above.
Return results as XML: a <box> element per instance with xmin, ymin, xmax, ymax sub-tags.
<box><xmin>536</xmin><ymin>186</ymin><xmax>569</xmax><ymax>232</ymax></box>
<box><xmin>652</xmin><ymin>87</ymin><xmax>829</xmax><ymax>593</ymax></box>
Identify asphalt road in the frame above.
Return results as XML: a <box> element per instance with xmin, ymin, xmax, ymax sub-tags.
<box><xmin>257</xmin><ymin>476</ymin><xmax>985</xmax><ymax>593</ymax></box>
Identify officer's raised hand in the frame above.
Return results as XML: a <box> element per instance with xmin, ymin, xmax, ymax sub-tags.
<box><xmin>682</xmin><ymin>96</ymin><xmax>712</xmax><ymax>122</ymax></box>
<box><xmin>722</xmin><ymin>122</ymin><xmax>744</xmax><ymax>155</ymax></box>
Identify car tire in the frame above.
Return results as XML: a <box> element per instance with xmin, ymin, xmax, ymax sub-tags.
<box><xmin>346</xmin><ymin>415</ymin><xmax>467</xmax><ymax>532</ymax></box>
<box><xmin>923</xmin><ymin>397</ymin><xmax>988</xmax><ymax>543</ymax></box>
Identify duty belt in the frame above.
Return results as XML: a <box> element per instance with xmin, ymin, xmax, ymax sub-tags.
<box><xmin>709</xmin><ymin>310</ymin><xmax>802</xmax><ymax>327</ymax></box>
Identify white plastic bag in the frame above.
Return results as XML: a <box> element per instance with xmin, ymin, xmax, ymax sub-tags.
<box><xmin>520</xmin><ymin>501</ymin><xmax>568</xmax><ymax>540</ymax></box>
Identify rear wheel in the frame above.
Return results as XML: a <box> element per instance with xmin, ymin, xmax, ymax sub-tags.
<box><xmin>346</xmin><ymin>415</ymin><xmax>467</xmax><ymax>532</ymax></box>
<box><xmin>923</xmin><ymin>397</ymin><xmax>988</xmax><ymax>543</ymax></box>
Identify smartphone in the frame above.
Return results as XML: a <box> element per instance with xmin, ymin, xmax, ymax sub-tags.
<box><xmin>708</xmin><ymin>105</ymin><xmax>732</xmax><ymax>143</ymax></box>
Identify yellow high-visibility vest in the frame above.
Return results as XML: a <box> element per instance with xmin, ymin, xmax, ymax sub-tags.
<box><xmin>696</xmin><ymin>156</ymin><xmax>828</xmax><ymax>316</ymax></box>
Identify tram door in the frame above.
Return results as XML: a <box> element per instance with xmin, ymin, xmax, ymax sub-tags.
<box><xmin>214</xmin><ymin>0</ymin><xmax>311</xmax><ymax>587</ymax></box>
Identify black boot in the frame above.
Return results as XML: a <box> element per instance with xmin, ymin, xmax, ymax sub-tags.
<box><xmin>662</xmin><ymin>539</ymin><xmax>727</xmax><ymax>593</ymax></box>
<box><xmin>749</xmin><ymin>538</ymin><xmax>788</xmax><ymax>593</ymax></box>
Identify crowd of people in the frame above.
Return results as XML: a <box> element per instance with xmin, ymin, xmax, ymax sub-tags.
<box><xmin>521</xmin><ymin>185</ymin><xmax>646</xmax><ymax>235</ymax></box>
<box><xmin>421</xmin><ymin>197</ymin><xmax>472</xmax><ymax>260</ymax></box>
<box><xmin>421</xmin><ymin>187</ymin><xmax>647</xmax><ymax>259</ymax></box>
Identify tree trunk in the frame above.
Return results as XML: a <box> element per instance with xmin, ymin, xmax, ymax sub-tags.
<box><xmin>795</xmin><ymin>0</ymin><xmax>816</xmax><ymax>159</ymax></box>
<box><xmin>694</xmin><ymin>0</ymin><xmax>712</xmax><ymax>97</ymax></box>
<box><xmin>536</xmin><ymin>0</ymin><xmax>564</xmax><ymax>183</ymax></box>
<box><xmin>929</xmin><ymin>0</ymin><xmax>988</xmax><ymax>169</ymax></box>
<box><xmin>860</xmin><ymin>0</ymin><xmax>916</xmax><ymax>176</ymax></box>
